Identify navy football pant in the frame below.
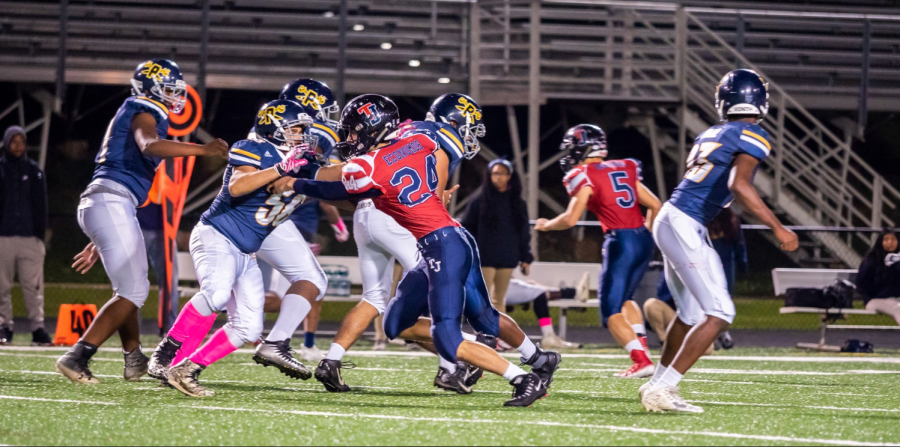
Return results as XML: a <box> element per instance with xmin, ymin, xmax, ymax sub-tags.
<box><xmin>383</xmin><ymin>226</ymin><xmax>499</xmax><ymax>362</ymax></box>
<box><xmin>599</xmin><ymin>227</ymin><xmax>655</xmax><ymax>327</ymax></box>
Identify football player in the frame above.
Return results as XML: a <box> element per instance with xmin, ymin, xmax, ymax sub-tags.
<box><xmin>147</xmin><ymin>99</ymin><xmax>317</xmax><ymax>397</ymax></box>
<box><xmin>534</xmin><ymin>124</ymin><xmax>661</xmax><ymax>378</ymax></box>
<box><xmin>275</xmin><ymin>94</ymin><xmax>550</xmax><ymax>406</ymax></box>
<box><xmin>58</xmin><ymin>59</ymin><xmax>229</xmax><ymax>384</ymax></box>
<box><xmin>639</xmin><ymin>69</ymin><xmax>798</xmax><ymax>413</ymax></box>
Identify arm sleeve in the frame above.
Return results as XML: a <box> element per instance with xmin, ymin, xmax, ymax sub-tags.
<box><xmin>34</xmin><ymin>166</ymin><xmax>47</xmax><ymax>241</ymax></box>
<box><xmin>292</xmin><ymin>178</ymin><xmax>382</xmax><ymax>201</ymax></box>
<box><xmin>518</xmin><ymin>198</ymin><xmax>534</xmax><ymax>264</ymax></box>
<box><xmin>459</xmin><ymin>194</ymin><xmax>481</xmax><ymax>237</ymax></box>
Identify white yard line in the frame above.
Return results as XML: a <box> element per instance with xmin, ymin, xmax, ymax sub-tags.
<box><xmin>183</xmin><ymin>405</ymin><xmax>900</xmax><ymax>446</ymax></box>
<box><xmin>0</xmin><ymin>395</ymin><xmax>118</xmax><ymax>405</ymax></box>
<box><xmin>688</xmin><ymin>400</ymin><xmax>900</xmax><ymax>413</ymax></box>
<box><xmin>0</xmin><ymin>352</ymin><xmax>121</xmax><ymax>362</ymax></box>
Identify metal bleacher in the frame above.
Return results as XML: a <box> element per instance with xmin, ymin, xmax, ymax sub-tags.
<box><xmin>2</xmin><ymin>0</ymin><xmax>899</xmax><ymax>267</ymax></box>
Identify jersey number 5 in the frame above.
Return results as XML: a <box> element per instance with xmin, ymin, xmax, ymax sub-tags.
<box><xmin>391</xmin><ymin>154</ymin><xmax>439</xmax><ymax>208</ymax></box>
<box><xmin>607</xmin><ymin>171</ymin><xmax>635</xmax><ymax>208</ymax></box>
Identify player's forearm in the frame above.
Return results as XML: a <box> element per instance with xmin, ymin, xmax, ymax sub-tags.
<box><xmin>315</xmin><ymin>164</ymin><xmax>345</xmax><ymax>182</ymax></box>
<box><xmin>293</xmin><ymin>178</ymin><xmax>381</xmax><ymax>201</ymax></box>
<box><xmin>229</xmin><ymin>168</ymin><xmax>281</xmax><ymax>197</ymax></box>
<box><xmin>141</xmin><ymin>139</ymin><xmax>207</xmax><ymax>158</ymax></box>
<box><xmin>543</xmin><ymin>213</ymin><xmax>578</xmax><ymax>231</ymax></box>
<box><xmin>730</xmin><ymin>180</ymin><xmax>783</xmax><ymax>231</ymax></box>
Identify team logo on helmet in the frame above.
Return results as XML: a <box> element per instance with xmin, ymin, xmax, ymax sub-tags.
<box><xmin>141</xmin><ymin>62</ymin><xmax>171</xmax><ymax>82</ymax></box>
<box><xmin>258</xmin><ymin>104</ymin><xmax>286</xmax><ymax>125</ymax></box>
<box><xmin>356</xmin><ymin>103</ymin><xmax>381</xmax><ymax>127</ymax></box>
<box><xmin>573</xmin><ymin>128</ymin><xmax>588</xmax><ymax>145</ymax></box>
<box><xmin>294</xmin><ymin>85</ymin><xmax>327</xmax><ymax>110</ymax></box>
<box><xmin>455</xmin><ymin>97</ymin><xmax>482</xmax><ymax>122</ymax></box>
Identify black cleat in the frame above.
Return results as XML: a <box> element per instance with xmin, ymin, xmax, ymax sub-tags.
<box><xmin>315</xmin><ymin>359</ymin><xmax>353</xmax><ymax>392</ymax></box>
<box><xmin>461</xmin><ymin>362</ymin><xmax>484</xmax><ymax>388</ymax></box>
<box><xmin>148</xmin><ymin>336</ymin><xmax>182</xmax><ymax>381</ymax></box>
<box><xmin>523</xmin><ymin>345</ymin><xmax>561</xmax><ymax>388</ymax></box>
<box><xmin>252</xmin><ymin>339</ymin><xmax>312</xmax><ymax>380</ymax></box>
<box><xmin>123</xmin><ymin>348</ymin><xmax>149</xmax><ymax>382</ymax></box>
<box><xmin>0</xmin><ymin>327</ymin><xmax>12</xmax><ymax>345</ymax></box>
<box><xmin>718</xmin><ymin>331</ymin><xmax>735</xmax><ymax>350</ymax></box>
<box><xmin>32</xmin><ymin>328</ymin><xmax>52</xmax><ymax>346</ymax></box>
<box><xmin>56</xmin><ymin>343</ymin><xmax>99</xmax><ymax>384</ymax></box>
<box><xmin>504</xmin><ymin>373</ymin><xmax>547</xmax><ymax>407</ymax></box>
<box><xmin>433</xmin><ymin>366</ymin><xmax>473</xmax><ymax>395</ymax></box>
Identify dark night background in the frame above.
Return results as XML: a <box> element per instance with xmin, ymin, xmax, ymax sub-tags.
<box><xmin>2</xmin><ymin>81</ymin><xmax>898</xmax><ymax>286</ymax></box>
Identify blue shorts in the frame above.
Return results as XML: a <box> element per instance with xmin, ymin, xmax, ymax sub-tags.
<box><xmin>599</xmin><ymin>226</ymin><xmax>655</xmax><ymax>326</ymax></box>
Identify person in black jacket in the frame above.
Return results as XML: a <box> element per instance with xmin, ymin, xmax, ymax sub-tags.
<box><xmin>855</xmin><ymin>229</ymin><xmax>900</xmax><ymax>325</ymax></box>
<box><xmin>461</xmin><ymin>159</ymin><xmax>533</xmax><ymax>310</ymax></box>
<box><xmin>0</xmin><ymin>126</ymin><xmax>51</xmax><ymax>345</ymax></box>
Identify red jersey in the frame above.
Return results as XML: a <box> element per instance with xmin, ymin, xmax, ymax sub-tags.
<box><xmin>341</xmin><ymin>133</ymin><xmax>459</xmax><ymax>239</ymax></box>
<box><xmin>563</xmin><ymin>158</ymin><xmax>646</xmax><ymax>232</ymax></box>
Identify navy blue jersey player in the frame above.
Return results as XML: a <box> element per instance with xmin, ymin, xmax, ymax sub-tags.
<box><xmin>58</xmin><ymin>59</ymin><xmax>229</xmax><ymax>385</ymax></box>
<box><xmin>148</xmin><ymin>99</ymin><xmax>321</xmax><ymax>397</ymax></box>
<box><xmin>640</xmin><ymin>69</ymin><xmax>798</xmax><ymax>413</ymax></box>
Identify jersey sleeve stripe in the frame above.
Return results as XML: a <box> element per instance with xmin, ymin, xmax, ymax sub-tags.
<box><xmin>438</xmin><ymin>128</ymin><xmax>465</xmax><ymax>157</ymax></box>
<box><xmin>741</xmin><ymin>129</ymin><xmax>771</xmax><ymax>151</ymax></box>
<box><xmin>229</xmin><ymin>154</ymin><xmax>261</xmax><ymax>166</ymax></box>
<box><xmin>134</xmin><ymin>97</ymin><xmax>169</xmax><ymax>120</ymax></box>
<box><xmin>313</xmin><ymin>123</ymin><xmax>339</xmax><ymax>143</ymax></box>
<box><xmin>739</xmin><ymin>135</ymin><xmax>771</xmax><ymax>156</ymax></box>
<box><xmin>231</xmin><ymin>148</ymin><xmax>262</xmax><ymax>160</ymax></box>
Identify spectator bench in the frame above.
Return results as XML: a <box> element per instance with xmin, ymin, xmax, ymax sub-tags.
<box><xmin>773</xmin><ymin>268</ymin><xmax>900</xmax><ymax>351</ymax></box>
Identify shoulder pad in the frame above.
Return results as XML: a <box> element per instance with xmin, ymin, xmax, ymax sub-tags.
<box><xmin>132</xmin><ymin>96</ymin><xmax>170</xmax><ymax>123</ymax></box>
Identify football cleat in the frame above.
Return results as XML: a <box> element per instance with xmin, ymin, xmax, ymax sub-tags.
<box><xmin>315</xmin><ymin>359</ymin><xmax>353</xmax><ymax>393</ymax></box>
<box><xmin>433</xmin><ymin>367</ymin><xmax>473</xmax><ymax>395</ymax></box>
<box><xmin>522</xmin><ymin>346</ymin><xmax>561</xmax><ymax>388</ymax></box>
<box><xmin>503</xmin><ymin>373</ymin><xmax>548</xmax><ymax>407</ymax></box>
<box><xmin>55</xmin><ymin>345</ymin><xmax>99</xmax><ymax>385</ymax></box>
<box><xmin>253</xmin><ymin>339</ymin><xmax>312</xmax><ymax>380</ymax></box>
<box><xmin>123</xmin><ymin>347</ymin><xmax>150</xmax><ymax>382</ymax></box>
<box><xmin>614</xmin><ymin>350</ymin><xmax>655</xmax><ymax>379</ymax></box>
<box><xmin>372</xmin><ymin>339</ymin><xmax>387</xmax><ymax>351</ymax></box>
<box><xmin>718</xmin><ymin>331</ymin><xmax>735</xmax><ymax>350</ymax></box>
<box><xmin>148</xmin><ymin>336</ymin><xmax>182</xmax><ymax>381</ymax></box>
<box><xmin>575</xmin><ymin>272</ymin><xmax>591</xmax><ymax>302</ymax></box>
<box><xmin>461</xmin><ymin>362</ymin><xmax>484</xmax><ymax>388</ymax></box>
<box><xmin>641</xmin><ymin>386</ymin><xmax>703</xmax><ymax>413</ymax></box>
<box><xmin>639</xmin><ymin>336</ymin><xmax>650</xmax><ymax>353</ymax></box>
<box><xmin>540</xmin><ymin>333</ymin><xmax>581</xmax><ymax>349</ymax></box>
<box><xmin>299</xmin><ymin>345</ymin><xmax>325</xmax><ymax>362</ymax></box>
<box><xmin>638</xmin><ymin>381</ymin><xmax>652</xmax><ymax>400</ymax></box>
<box><xmin>167</xmin><ymin>359</ymin><xmax>214</xmax><ymax>398</ymax></box>
<box><xmin>32</xmin><ymin>328</ymin><xmax>53</xmax><ymax>346</ymax></box>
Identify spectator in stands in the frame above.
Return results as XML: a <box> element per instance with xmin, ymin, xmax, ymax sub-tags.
<box><xmin>856</xmin><ymin>229</ymin><xmax>900</xmax><ymax>325</ymax></box>
<box><xmin>461</xmin><ymin>159</ymin><xmax>533</xmax><ymax>310</ymax></box>
<box><xmin>707</xmin><ymin>208</ymin><xmax>747</xmax><ymax>294</ymax></box>
<box><xmin>0</xmin><ymin>126</ymin><xmax>51</xmax><ymax>346</ymax></box>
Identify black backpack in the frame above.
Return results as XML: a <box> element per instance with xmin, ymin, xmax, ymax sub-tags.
<box><xmin>784</xmin><ymin>279</ymin><xmax>855</xmax><ymax>309</ymax></box>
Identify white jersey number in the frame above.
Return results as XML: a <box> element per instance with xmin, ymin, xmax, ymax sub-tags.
<box><xmin>255</xmin><ymin>193</ymin><xmax>305</xmax><ymax>227</ymax></box>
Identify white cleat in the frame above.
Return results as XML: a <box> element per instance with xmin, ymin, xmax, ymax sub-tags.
<box><xmin>641</xmin><ymin>386</ymin><xmax>704</xmax><ymax>413</ymax></box>
<box><xmin>638</xmin><ymin>381</ymin><xmax>652</xmax><ymax>399</ymax></box>
<box><xmin>540</xmin><ymin>333</ymin><xmax>582</xmax><ymax>349</ymax></box>
<box><xmin>299</xmin><ymin>345</ymin><xmax>325</xmax><ymax>362</ymax></box>
<box><xmin>614</xmin><ymin>362</ymin><xmax>655</xmax><ymax>379</ymax></box>
<box><xmin>575</xmin><ymin>272</ymin><xmax>591</xmax><ymax>303</ymax></box>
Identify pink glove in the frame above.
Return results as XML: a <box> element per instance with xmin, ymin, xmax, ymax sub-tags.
<box><xmin>274</xmin><ymin>144</ymin><xmax>310</xmax><ymax>176</ymax></box>
<box><xmin>332</xmin><ymin>219</ymin><xmax>350</xmax><ymax>242</ymax></box>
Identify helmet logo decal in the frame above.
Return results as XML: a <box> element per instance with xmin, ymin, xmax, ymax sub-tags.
<box><xmin>295</xmin><ymin>85</ymin><xmax>326</xmax><ymax>110</ymax></box>
<box><xmin>356</xmin><ymin>103</ymin><xmax>381</xmax><ymax>126</ymax></box>
<box><xmin>573</xmin><ymin>128</ymin><xmax>587</xmax><ymax>144</ymax></box>
<box><xmin>141</xmin><ymin>62</ymin><xmax>171</xmax><ymax>82</ymax></box>
<box><xmin>455</xmin><ymin>97</ymin><xmax>482</xmax><ymax>121</ymax></box>
<box><xmin>258</xmin><ymin>104</ymin><xmax>286</xmax><ymax>125</ymax></box>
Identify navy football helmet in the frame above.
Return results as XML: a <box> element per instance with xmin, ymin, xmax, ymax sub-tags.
<box><xmin>279</xmin><ymin>78</ymin><xmax>340</xmax><ymax>127</ymax></box>
<box><xmin>559</xmin><ymin>124</ymin><xmax>607</xmax><ymax>173</ymax></box>
<box><xmin>426</xmin><ymin>93</ymin><xmax>486</xmax><ymax>160</ymax></box>
<box><xmin>253</xmin><ymin>99</ymin><xmax>317</xmax><ymax>153</ymax></box>
<box><xmin>715</xmin><ymin>69</ymin><xmax>769</xmax><ymax>122</ymax></box>
<box><xmin>336</xmin><ymin>94</ymin><xmax>400</xmax><ymax>160</ymax></box>
<box><xmin>130</xmin><ymin>59</ymin><xmax>186</xmax><ymax>113</ymax></box>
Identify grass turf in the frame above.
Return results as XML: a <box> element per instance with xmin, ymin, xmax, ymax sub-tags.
<box><xmin>0</xmin><ymin>340</ymin><xmax>898</xmax><ymax>445</ymax></box>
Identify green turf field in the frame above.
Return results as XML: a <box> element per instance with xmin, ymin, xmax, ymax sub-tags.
<box><xmin>1</xmin><ymin>340</ymin><xmax>898</xmax><ymax>445</ymax></box>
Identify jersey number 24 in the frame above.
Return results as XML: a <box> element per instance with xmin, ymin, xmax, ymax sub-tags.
<box><xmin>391</xmin><ymin>154</ymin><xmax>439</xmax><ymax>208</ymax></box>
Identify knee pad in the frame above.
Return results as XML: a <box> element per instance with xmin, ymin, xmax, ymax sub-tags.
<box><xmin>311</xmin><ymin>269</ymin><xmax>328</xmax><ymax>302</ymax></box>
<box><xmin>118</xmin><ymin>278</ymin><xmax>151</xmax><ymax>307</ymax></box>
<box><xmin>466</xmin><ymin>306</ymin><xmax>500</xmax><ymax>337</ymax></box>
<box><xmin>223</xmin><ymin>319</ymin><xmax>262</xmax><ymax>346</ymax></box>
<box><xmin>382</xmin><ymin>297</ymin><xmax>425</xmax><ymax>340</ymax></box>
<box><xmin>430</xmin><ymin>318</ymin><xmax>464</xmax><ymax>363</ymax></box>
<box><xmin>361</xmin><ymin>291</ymin><xmax>388</xmax><ymax>315</ymax></box>
<box><xmin>676</xmin><ymin>306</ymin><xmax>705</xmax><ymax>327</ymax></box>
<box><xmin>706</xmin><ymin>299</ymin><xmax>736</xmax><ymax>325</ymax></box>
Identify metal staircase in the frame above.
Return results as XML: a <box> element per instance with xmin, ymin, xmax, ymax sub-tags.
<box><xmin>626</xmin><ymin>10</ymin><xmax>900</xmax><ymax>268</ymax></box>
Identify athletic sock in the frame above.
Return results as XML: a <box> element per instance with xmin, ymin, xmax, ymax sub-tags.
<box><xmin>189</xmin><ymin>328</ymin><xmax>239</xmax><ymax>367</ymax></box>
<box><xmin>516</xmin><ymin>338</ymin><xmax>537</xmax><ymax>362</ymax></box>
<box><xmin>631</xmin><ymin>324</ymin><xmax>647</xmax><ymax>336</ymax></box>
<box><xmin>624</xmin><ymin>339</ymin><xmax>644</xmax><ymax>353</ymax></box>
<box><xmin>648</xmin><ymin>363</ymin><xmax>667</xmax><ymax>388</ymax></box>
<box><xmin>266</xmin><ymin>294</ymin><xmax>312</xmax><ymax>342</ymax></box>
<box><xmin>304</xmin><ymin>332</ymin><xmax>316</xmax><ymax>348</ymax></box>
<box><xmin>651</xmin><ymin>367</ymin><xmax>683</xmax><ymax>392</ymax></box>
<box><xmin>502</xmin><ymin>363</ymin><xmax>528</xmax><ymax>381</ymax></box>
<box><xmin>539</xmin><ymin>318</ymin><xmax>554</xmax><ymax>337</ymax></box>
<box><xmin>439</xmin><ymin>356</ymin><xmax>457</xmax><ymax>374</ymax></box>
<box><xmin>168</xmin><ymin>301</ymin><xmax>212</xmax><ymax>343</ymax></box>
<box><xmin>325</xmin><ymin>343</ymin><xmax>346</xmax><ymax>361</ymax></box>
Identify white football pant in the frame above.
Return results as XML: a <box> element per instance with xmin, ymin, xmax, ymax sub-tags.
<box><xmin>257</xmin><ymin>220</ymin><xmax>327</xmax><ymax>300</ymax></box>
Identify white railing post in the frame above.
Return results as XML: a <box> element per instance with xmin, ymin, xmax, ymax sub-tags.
<box><xmin>872</xmin><ymin>176</ymin><xmax>884</xmax><ymax>230</ymax></box>
<box><xmin>676</xmin><ymin>8</ymin><xmax>688</xmax><ymax>178</ymax></box>
<box><xmin>773</xmin><ymin>94</ymin><xmax>786</xmax><ymax>206</ymax></box>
